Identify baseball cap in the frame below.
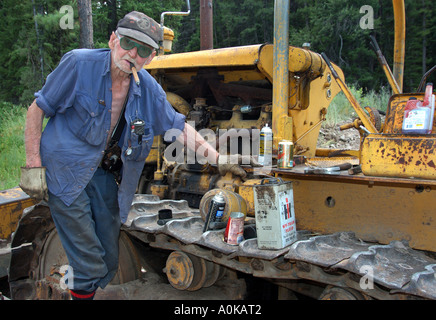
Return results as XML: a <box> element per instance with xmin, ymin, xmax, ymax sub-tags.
<box><xmin>116</xmin><ymin>11</ymin><xmax>162</xmax><ymax>49</ymax></box>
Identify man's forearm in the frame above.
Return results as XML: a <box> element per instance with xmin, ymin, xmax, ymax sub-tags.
<box><xmin>25</xmin><ymin>100</ymin><xmax>45</xmax><ymax>167</ymax></box>
<box><xmin>177</xmin><ymin>122</ymin><xmax>219</xmax><ymax>164</ymax></box>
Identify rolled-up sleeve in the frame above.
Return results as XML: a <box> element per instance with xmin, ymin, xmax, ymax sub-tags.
<box><xmin>35</xmin><ymin>51</ymin><xmax>78</xmax><ymax>117</ymax></box>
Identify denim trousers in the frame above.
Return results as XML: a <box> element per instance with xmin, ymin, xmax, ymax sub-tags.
<box><xmin>48</xmin><ymin>168</ymin><xmax>121</xmax><ymax>292</ymax></box>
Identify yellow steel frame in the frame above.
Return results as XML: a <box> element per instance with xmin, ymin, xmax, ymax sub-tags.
<box><xmin>146</xmin><ymin>43</ymin><xmax>343</xmax><ymax>158</ymax></box>
<box><xmin>361</xmin><ymin>93</ymin><xmax>436</xmax><ymax>179</ymax></box>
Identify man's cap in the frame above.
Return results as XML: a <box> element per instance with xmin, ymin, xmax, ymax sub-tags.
<box><xmin>116</xmin><ymin>11</ymin><xmax>162</xmax><ymax>49</ymax></box>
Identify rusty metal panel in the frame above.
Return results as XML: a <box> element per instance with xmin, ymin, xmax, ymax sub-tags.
<box><xmin>361</xmin><ymin>134</ymin><xmax>436</xmax><ymax>179</ymax></box>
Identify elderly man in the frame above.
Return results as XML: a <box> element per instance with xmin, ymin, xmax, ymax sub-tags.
<box><xmin>20</xmin><ymin>11</ymin><xmax>248</xmax><ymax>300</ymax></box>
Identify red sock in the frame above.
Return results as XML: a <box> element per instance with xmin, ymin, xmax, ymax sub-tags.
<box><xmin>70</xmin><ymin>289</ymin><xmax>96</xmax><ymax>300</ymax></box>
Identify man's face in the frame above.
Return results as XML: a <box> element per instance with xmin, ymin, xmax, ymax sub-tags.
<box><xmin>109</xmin><ymin>32</ymin><xmax>156</xmax><ymax>74</ymax></box>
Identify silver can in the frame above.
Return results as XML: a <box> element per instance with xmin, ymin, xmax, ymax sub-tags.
<box><xmin>277</xmin><ymin>140</ymin><xmax>294</xmax><ymax>169</ymax></box>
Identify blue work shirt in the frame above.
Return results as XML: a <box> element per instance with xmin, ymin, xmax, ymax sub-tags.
<box><xmin>35</xmin><ymin>48</ymin><xmax>185</xmax><ymax>223</ymax></box>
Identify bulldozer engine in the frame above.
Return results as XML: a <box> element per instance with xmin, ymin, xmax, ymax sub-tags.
<box><xmin>140</xmin><ymin>43</ymin><xmax>340</xmax><ymax>205</ymax></box>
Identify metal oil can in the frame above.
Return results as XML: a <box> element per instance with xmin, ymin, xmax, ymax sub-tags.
<box><xmin>253</xmin><ymin>179</ymin><xmax>297</xmax><ymax>249</ymax></box>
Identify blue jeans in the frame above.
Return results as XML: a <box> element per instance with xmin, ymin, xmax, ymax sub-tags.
<box><xmin>48</xmin><ymin>168</ymin><xmax>121</xmax><ymax>292</ymax></box>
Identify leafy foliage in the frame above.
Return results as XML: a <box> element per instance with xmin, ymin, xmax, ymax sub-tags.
<box><xmin>0</xmin><ymin>102</ymin><xmax>27</xmax><ymax>189</ymax></box>
<box><xmin>0</xmin><ymin>0</ymin><xmax>434</xmax><ymax>104</ymax></box>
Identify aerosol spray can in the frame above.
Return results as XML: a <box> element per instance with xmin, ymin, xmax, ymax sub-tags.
<box><xmin>258</xmin><ymin>123</ymin><xmax>273</xmax><ymax>166</ymax></box>
<box><xmin>203</xmin><ymin>192</ymin><xmax>226</xmax><ymax>232</ymax></box>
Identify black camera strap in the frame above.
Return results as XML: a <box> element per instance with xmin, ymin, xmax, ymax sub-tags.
<box><xmin>108</xmin><ymin>94</ymin><xmax>128</xmax><ymax>148</ymax></box>
<box><xmin>100</xmin><ymin>93</ymin><xmax>129</xmax><ymax>180</ymax></box>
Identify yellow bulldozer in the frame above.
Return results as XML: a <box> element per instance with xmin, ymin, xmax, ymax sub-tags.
<box><xmin>1</xmin><ymin>0</ymin><xmax>435</xmax><ymax>300</ymax></box>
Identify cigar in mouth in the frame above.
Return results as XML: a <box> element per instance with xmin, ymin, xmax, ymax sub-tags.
<box><xmin>130</xmin><ymin>62</ymin><xmax>140</xmax><ymax>86</ymax></box>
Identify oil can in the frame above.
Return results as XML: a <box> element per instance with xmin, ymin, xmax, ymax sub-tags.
<box><xmin>254</xmin><ymin>179</ymin><xmax>296</xmax><ymax>249</ymax></box>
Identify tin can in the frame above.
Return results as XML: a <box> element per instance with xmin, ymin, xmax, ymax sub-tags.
<box><xmin>277</xmin><ymin>140</ymin><xmax>294</xmax><ymax>169</ymax></box>
<box><xmin>224</xmin><ymin>212</ymin><xmax>245</xmax><ymax>245</ymax></box>
<box><xmin>254</xmin><ymin>181</ymin><xmax>297</xmax><ymax>249</ymax></box>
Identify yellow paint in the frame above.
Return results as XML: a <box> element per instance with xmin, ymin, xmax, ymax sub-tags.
<box><xmin>361</xmin><ymin>91</ymin><xmax>436</xmax><ymax>179</ymax></box>
<box><xmin>239</xmin><ymin>179</ymin><xmax>264</xmax><ymax>216</ymax></box>
<box><xmin>274</xmin><ymin>174</ymin><xmax>436</xmax><ymax>252</ymax></box>
<box><xmin>144</xmin><ymin>136</ymin><xmax>161</xmax><ymax>164</ymax></box>
<box><xmin>361</xmin><ymin>134</ymin><xmax>436</xmax><ymax>179</ymax></box>
<box><xmin>0</xmin><ymin>187</ymin><xmax>35</xmax><ymax>239</ymax></box>
<box><xmin>147</xmin><ymin>45</ymin><xmax>263</xmax><ymax>70</ymax></box>
<box><xmin>166</xmin><ymin>92</ymin><xmax>191</xmax><ymax>116</ymax></box>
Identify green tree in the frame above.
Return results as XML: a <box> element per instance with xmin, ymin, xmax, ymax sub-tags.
<box><xmin>213</xmin><ymin>0</ymin><xmax>273</xmax><ymax>48</ymax></box>
<box><xmin>403</xmin><ymin>0</ymin><xmax>436</xmax><ymax>91</ymax></box>
<box><xmin>288</xmin><ymin>0</ymin><xmax>384</xmax><ymax>91</ymax></box>
<box><xmin>0</xmin><ymin>0</ymin><xmax>185</xmax><ymax>104</ymax></box>
<box><xmin>0</xmin><ymin>0</ymin><xmax>79</xmax><ymax>104</ymax></box>
<box><xmin>0</xmin><ymin>0</ymin><xmax>434</xmax><ymax>104</ymax></box>
<box><xmin>0</xmin><ymin>1</ymin><xmax>39</xmax><ymax>103</ymax></box>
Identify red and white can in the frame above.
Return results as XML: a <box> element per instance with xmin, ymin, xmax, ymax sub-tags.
<box><xmin>224</xmin><ymin>212</ymin><xmax>245</xmax><ymax>245</ymax></box>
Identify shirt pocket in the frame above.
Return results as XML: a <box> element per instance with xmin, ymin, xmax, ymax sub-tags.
<box><xmin>124</xmin><ymin>125</ymin><xmax>153</xmax><ymax>162</ymax></box>
<box><xmin>67</xmin><ymin>92</ymin><xmax>107</xmax><ymax>146</ymax></box>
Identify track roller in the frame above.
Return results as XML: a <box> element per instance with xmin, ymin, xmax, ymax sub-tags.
<box><xmin>164</xmin><ymin>251</ymin><xmax>223</xmax><ymax>291</ymax></box>
<box><xmin>318</xmin><ymin>285</ymin><xmax>369</xmax><ymax>300</ymax></box>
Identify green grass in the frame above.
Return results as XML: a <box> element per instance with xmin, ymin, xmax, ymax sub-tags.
<box><xmin>0</xmin><ymin>102</ymin><xmax>27</xmax><ymax>190</ymax></box>
<box><xmin>324</xmin><ymin>85</ymin><xmax>391</xmax><ymax>126</ymax></box>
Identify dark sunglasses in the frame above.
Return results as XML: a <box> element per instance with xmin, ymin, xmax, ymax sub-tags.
<box><xmin>116</xmin><ymin>33</ymin><xmax>154</xmax><ymax>58</ymax></box>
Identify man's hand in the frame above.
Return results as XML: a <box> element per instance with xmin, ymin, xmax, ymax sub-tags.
<box><xmin>217</xmin><ymin>154</ymin><xmax>260</xmax><ymax>180</ymax></box>
<box><xmin>19</xmin><ymin>167</ymin><xmax>49</xmax><ymax>201</ymax></box>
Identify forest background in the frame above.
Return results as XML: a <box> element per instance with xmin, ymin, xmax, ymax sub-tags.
<box><xmin>0</xmin><ymin>0</ymin><xmax>435</xmax><ymax>104</ymax></box>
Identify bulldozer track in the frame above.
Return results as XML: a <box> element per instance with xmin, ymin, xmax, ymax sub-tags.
<box><xmin>8</xmin><ymin>197</ymin><xmax>436</xmax><ymax>300</ymax></box>
<box><xmin>125</xmin><ymin>196</ymin><xmax>436</xmax><ymax>300</ymax></box>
